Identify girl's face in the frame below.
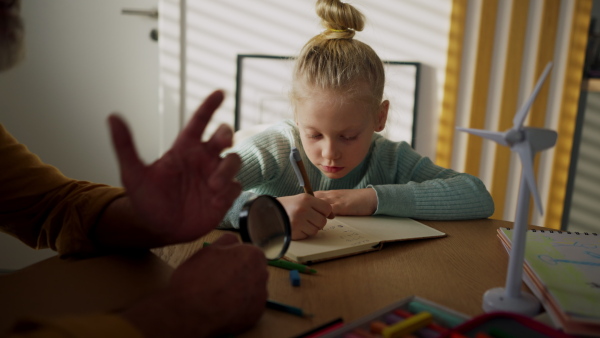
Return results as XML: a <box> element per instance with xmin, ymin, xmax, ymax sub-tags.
<box><xmin>295</xmin><ymin>88</ymin><xmax>388</xmax><ymax>179</ymax></box>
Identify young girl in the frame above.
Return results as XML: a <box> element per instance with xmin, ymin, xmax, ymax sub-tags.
<box><xmin>220</xmin><ymin>0</ymin><xmax>494</xmax><ymax>239</ymax></box>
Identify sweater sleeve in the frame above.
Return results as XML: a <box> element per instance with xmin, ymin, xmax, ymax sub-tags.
<box><xmin>219</xmin><ymin>123</ymin><xmax>294</xmax><ymax>229</ymax></box>
<box><xmin>0</xmin><ymin>124</ymin><xmax>125</xmax><ymax>256</ymax></box>
<box><xmin>370</xmin><ymin>140</ymin><xmax>495</xmax><ymax>220</ymax></box>
<box><xmin>7</xmin><ymin>314</ymin><xmax>143</xmax><ymax>338</ymax></box>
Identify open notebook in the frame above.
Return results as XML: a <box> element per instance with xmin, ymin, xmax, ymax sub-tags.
<box><xmin>284</xmin><ymin>216</ymin><xmax>446</xmax><ymax>264</ymax></box>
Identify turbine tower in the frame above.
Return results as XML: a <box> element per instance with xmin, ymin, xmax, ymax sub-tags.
<box><xmin>457</xmin><ymin>62</ymin><xmax>557</xmax><ymax>315</ymax></box>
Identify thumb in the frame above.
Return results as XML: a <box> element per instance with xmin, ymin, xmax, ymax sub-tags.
<box><xmin>108</xmin><ymin>114</ymin><xmax>144</xmax><ymax>187</ymax></box>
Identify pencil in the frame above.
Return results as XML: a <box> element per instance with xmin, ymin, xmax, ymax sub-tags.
<box><xmin>207</xmin><ymin>242</ymin><xmax>317</xmax><ymax>273</ymax></box>
<box><xmin>290</xmin><ymin>147</ymin><xmax>314</xmax><ymax>196</ymax></box>
<box><xmin>294</xmin><ymin>317</ymin><xmax>344</xmax><ymax>338</ymax></box>
<box><xmin>407</xmin><ymin>301</ymin><xmax>465</xmax><ymax>328</ymax></box>
<box><xmin>268</xmin><ymin>259</ymin><xmax>317</xmax><ymax>274</ymax></box>
<box><xmin>267</xmin><ymin>300</ymin><xmax>313</xmax><ymax>318</ymax></box>
<box><xmin>382</xmin><ymin>311</ymin><xmax>432</xmax><ymax>338</ymax></box>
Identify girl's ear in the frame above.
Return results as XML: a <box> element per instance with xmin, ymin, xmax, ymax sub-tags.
<box><xmin>375</xmin><ymin>100</ymin><xmax>389</xmax><ymax>132</ymax></box>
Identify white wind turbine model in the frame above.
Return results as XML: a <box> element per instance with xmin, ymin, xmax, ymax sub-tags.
<box><xmin>457</xmin><ymin>62</ymin><xmax>557</xmax><ymax>316</ymax></box>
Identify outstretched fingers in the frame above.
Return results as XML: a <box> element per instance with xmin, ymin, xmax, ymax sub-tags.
<box><xmin>108</xmin><ymin>114</ymin><xmax>145</xmax><ymax>186</ymax></box>
<box><xmin>206</xmin><ymin>124</ymin><xmax>235</xmax><ymax>157</ymax></box>
<box><xmin>208</xmin><ymin>153</ymin><xmax>241</xmax><ymax>191</ymax></box>
<box><xmin>208</xmin><ymin>153</ymin><xmax>242</xmax><ymax>209</ymax></box>
<box><xmin>177</xmin><ymin>90</ymin><xmax>225</xmax><ymax>147</ymax></box>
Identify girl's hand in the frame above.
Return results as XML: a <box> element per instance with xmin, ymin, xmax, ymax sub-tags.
<box><xmin>315</xmin><ymin>188</ymin><xmax>377</xmax><ymax>216</ymax></box>
<box><xmin>277</xmin><ymin>194</ymin><xmax>333</xmax><ymax>240</ymax></box>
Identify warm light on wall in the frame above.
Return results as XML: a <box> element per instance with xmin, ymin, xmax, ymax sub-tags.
<box><xmin>437</xmin><ymin>0</ymin><xmax>592</xmax><ymax>229</ymax></box>
<box><xmin>160</xmin><ymin>0</ymin><xmax>454</xmax><ymax>160</ymax></box>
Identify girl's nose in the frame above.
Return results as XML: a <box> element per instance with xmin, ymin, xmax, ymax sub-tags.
<box><xmin>321</xmin><ymin>140</ymin><xmax>340</xmax><ymax>160</ymax></box>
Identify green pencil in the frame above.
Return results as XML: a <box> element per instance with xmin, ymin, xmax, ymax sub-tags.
<box><xmin>205</xmin><ymin>242</ymin><xmax>316</xmax><ymax>274</ymax></box>
<box><xmin>268</xmin><ymin>259</ymin><xmax>317</xmax><ymax>274</ymax></box>
<box><xmin>267</xmin><ymin>300</ymin><xmax>313</xmax><ymax>318</ymax></box>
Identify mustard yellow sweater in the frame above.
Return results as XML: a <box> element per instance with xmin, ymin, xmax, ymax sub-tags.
<box><xmin>0</xmin><ymin>124</ymin><xmax>141</xmax><ymax>337</ymax></box>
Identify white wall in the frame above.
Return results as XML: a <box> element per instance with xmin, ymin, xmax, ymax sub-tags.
<box><xmin>0</xmin><ymin>0</ymin><xmax>159</xmax><ymax>270</ymax></box>
<box><xmin>172</xmin><ymin>0</ymin><xmax>453</xmax><ymax>159</ymax></box>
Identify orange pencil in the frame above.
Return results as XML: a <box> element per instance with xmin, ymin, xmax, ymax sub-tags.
<box><xmin>290</xmin><ymin>147</ymin><xmax>314</xmax><ymax>196</ymax></box>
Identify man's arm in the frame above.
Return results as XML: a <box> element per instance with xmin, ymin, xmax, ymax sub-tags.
<box><xmin>6</xmin><ymin>234</ymin><xmax>268</xmax><ymax>338</ymax></box>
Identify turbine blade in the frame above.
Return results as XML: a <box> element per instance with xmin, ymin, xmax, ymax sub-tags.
<box><xmin>514</xmin><ymin>142</ymin><xmax>544</xmax><ymax>215</ymax></box>
<box><xmin>523</xmin><ymin>127</ymin><xmax>558</xmax><ymax>152</ymax></box>
<box><xmin>513</xmin><ymin>62</ymin><xmax>553</xmax><ymax>129</ymax></box>
<box><xmin>456</xmin><ymin>127</ymin><xmax>508</xmax><ymax>146</ymax></box>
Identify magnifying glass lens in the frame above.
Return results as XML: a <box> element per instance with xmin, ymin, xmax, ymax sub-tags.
<box><xmin>240</xmin><ymin>195</ymin><xmax>291</xmax><ymax>260</ymax></box>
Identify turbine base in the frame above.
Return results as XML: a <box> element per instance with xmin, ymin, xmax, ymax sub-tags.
<box><xmin>482</xmin><ymin>287</ymin><xmax>540</xmax><ymax>316</ymax></box>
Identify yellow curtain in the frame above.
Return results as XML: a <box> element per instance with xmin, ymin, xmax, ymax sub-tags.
<box><xmin>437</xmin><ymin>0</ymin><xmax>592</xmax><ymax>229</ymax></box>
<box><xmin>436</xmin><ymin>0</ymin><xmax>468</xmax><ymax>169</ymax></box>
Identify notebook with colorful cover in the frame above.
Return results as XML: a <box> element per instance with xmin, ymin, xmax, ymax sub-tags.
<box><xmin>498</xmin><ymin>227</ymin><xmax>600</xmax><ymax>336</ymax></box>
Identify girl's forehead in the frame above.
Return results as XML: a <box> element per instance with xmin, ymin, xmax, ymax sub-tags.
<box><xmin>293</xmin><ymin>81</ymin><xmax>378</xmax><ymax>124</ymax></box>
<box><xmin>296</xmin><ymin>100</ymin><xmax>373</xmax><ymax>131</ymax></box>
<box><xmin>297</xmin><ymin>94</ymin><xmax>375</xmax><ymax>119</ymax></box>
<box><xmin>298</xmin><ymin>90</ymin><xmax>372</xmax><ymax>110</ymax></box>
<box><xmin>294</xmin><ymin>78</ymin><xmax>374</xmax><ymax>101</ymax></box>
<box><xmin>300</xmin><ymin>121</ymin><xmax>366</xmax><ymax>133</ymax></box>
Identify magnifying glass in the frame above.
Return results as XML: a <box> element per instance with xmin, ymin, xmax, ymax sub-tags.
<box><xmin>239</xmin><ymin>195</ymin><xmax>291</xmax><ymax>260</ymax></box>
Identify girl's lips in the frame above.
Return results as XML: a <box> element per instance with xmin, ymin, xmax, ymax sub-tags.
<box><xmin>322</xmin><ymin>166</ymin><xmax>344</xmax><ymax>173</ymax></box>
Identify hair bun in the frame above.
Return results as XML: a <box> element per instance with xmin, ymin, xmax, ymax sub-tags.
<box><xmin>316</xmin><ymin>0</ymin><xmax>365</xmax><ymax>40</ymax></box>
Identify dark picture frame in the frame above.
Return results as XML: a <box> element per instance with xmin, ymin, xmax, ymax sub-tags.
<box><xmin>234</xmin><ymin>54</ymin><xmax>420</xmax><ymax>147</ymax></box>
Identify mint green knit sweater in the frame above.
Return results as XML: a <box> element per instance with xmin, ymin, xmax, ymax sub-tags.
<box><xmin>220</xmin><ymin>120</ymin><xmax>494</xmax><ymax>229</ymax></box>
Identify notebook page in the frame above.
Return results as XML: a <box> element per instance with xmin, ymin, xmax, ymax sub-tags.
<box><xmin>333</xmin><ymin>215</ymin><xmax>446</xmax><ymax>242</ymax></box>
<box><xmin>285</xmin><ymin>218</ymin><xmax>380</xmax><ymax>262</ymax></box>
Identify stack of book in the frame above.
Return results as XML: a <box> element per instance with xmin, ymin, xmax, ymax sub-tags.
<box><xmin>498</xmin><ymin>227</ymin><xmax>600</xmax><ymax>336</ymax></box>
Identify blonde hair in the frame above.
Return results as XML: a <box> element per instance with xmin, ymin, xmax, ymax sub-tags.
<box><xmin>291</xmin><ymin>0</ymin><xmax>385</xmax><ymax>112</ymax></box>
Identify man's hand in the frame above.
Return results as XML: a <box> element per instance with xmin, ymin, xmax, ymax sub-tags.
<box><xmin>315</xmin><ymin>188</ymin><xmax>377</xmax><ymax>216</ymax></box>
<box><xmin>277</xmin><ymin>194</ymin><xmax>333</xmax><ymax>240</ymax></box>
<box><xmin>107</xmin><ymin>90</ymin><xmax>241</xmax><ymax>245</ymax></box>
<box><xmin>122</xmin><ymin>233</ymin><xmax>269</xmax><ymax>337</ymax></box>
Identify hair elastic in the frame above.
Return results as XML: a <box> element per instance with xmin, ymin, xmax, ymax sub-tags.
<box><xmin>329</xmin><ymin>28</ymin><xmax>348</xmax><ymax>32</ymax></box>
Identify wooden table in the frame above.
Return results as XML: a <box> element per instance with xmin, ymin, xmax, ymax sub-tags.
<box><xmin>155</xmin><ymin>218</ymin><xmax>521</xmax><ymax>337</ymax></box>
<box><xmin>1</xmin><ymin>218</ymin><xmax>523</xmax><ymax>337</ymax></box>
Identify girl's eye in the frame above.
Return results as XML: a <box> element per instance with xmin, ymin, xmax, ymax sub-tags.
<box><xmin>308</xmin><ymin>134</ymin><xmax>322</xmax><ymax>139</ymax></box>
<box><xmin>342</xmin><ymin>135</ymin><xmax>357</xmax><ymax>141</ymax></box>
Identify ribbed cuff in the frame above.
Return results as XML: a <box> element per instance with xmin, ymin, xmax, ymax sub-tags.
<box><xmin>370</xmin><ymin>184</ymin><xmax>415</xmax><ymax>217</ymax></box>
